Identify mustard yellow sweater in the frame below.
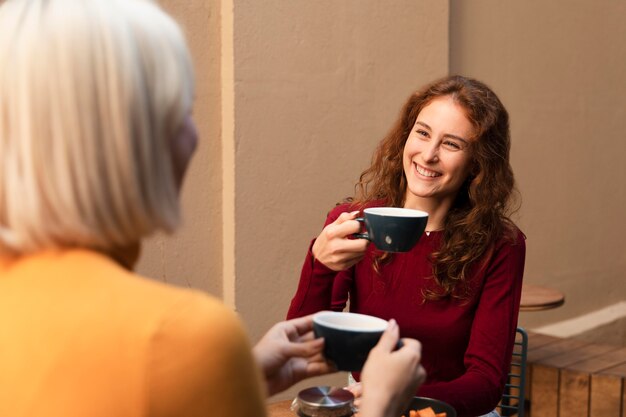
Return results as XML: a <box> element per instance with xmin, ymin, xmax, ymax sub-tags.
<box><xmin>0</xmin><ymin>249</ymin><xmax>266</xmax><ymax>417</ymax></box>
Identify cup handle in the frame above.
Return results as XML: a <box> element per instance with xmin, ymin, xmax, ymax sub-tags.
<box><xmin>352</xmin><ymin>217</ymin><xmax>370</xmax><ymax>240</ymax></box>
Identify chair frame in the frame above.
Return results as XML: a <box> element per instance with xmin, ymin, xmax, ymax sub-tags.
<box><xmin>497</xmin><ymin>327</ymin><xmax>528</xmax><ymax>416</ymax></box>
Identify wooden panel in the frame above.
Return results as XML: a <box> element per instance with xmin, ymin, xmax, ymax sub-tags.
<box><xmin>568</xmin><ymin>347</ymin><xmax>626</xmax><ymax>373</ymax></box>
<box><xmin>526</xmin><ymin>336</ymin><xmax>571</xmax><ymax>417</ymax></box>
<box><xmin>590</xmin><ymin>373</ymin><xmax>622</xmax><ymax>417</ymax></box>
<box><xmin>559</xmin><ymin>369</ymin><xmax>590</xmax><ymax>416</ymax></box>
<box><xmin>530</xmin><ymin>364</ymin><xmax>559</xmax><ymax>417</ymax></box>
<box><xmin>592</xmin><ymin>363</ymin><xmax>626</xmax><ymax>417</ymax></box>
<box><xmin>523</xmin><ymin>334</ymin><xmax>626</xmax><ymax>417</ymax></box>
<box><xmin>527</xmin><ymin>331</ymin><xmax>562</xmax><ymax>349</ymax></box>
<box><xmin>603</xmin><ymin>362</ymin><xmax>626</xmax><ymax>376</ymax></box>
<box><xmin>528</xmin><ymin>338</ymin><xmax>590</xmax><ymax>364</ymax></box>
<box><xmin>267</xmin><ymin>400</ymin><xmax>293</xmax><ymax>417</ymax></box>
<box><xmin>538</xmin><ymin>343</ymin><xmax>618</xmax><ymax>369</ymax></box>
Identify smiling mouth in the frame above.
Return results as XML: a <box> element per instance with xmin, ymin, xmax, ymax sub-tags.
<box><xmin>414</xmin><ymin>163</ymin><xmax>441</xmax><ymax>178</ymax></box>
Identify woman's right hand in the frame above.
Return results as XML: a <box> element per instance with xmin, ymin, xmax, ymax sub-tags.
<box><xmin>312</xmin><ymin>211</ymin><xmax>369</xmax><ymax>271</ymax></box>
<box><xmin>358</xmin><ymin>319</ymin><xmax>427</xmax><ymax>417</ymax></box>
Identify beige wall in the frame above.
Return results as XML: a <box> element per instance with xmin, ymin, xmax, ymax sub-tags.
<box><xmin>233</xmin><ymin>0</ymin><xmax>449</xmax><ymax>399</ymax></box>
<box><xmin>136</xmin><ymin>0</ymin><xmax>223</xmax><ymax>295</ymax></box>
<box><xmin>450</xmin><ymin>0</ymin><xmax>626</xmax><ymax>328</ymax></box>
<box><xmin>233</xmin><ymin>0</ymin><xmax>449</xmax><ymax>342</ymax></box>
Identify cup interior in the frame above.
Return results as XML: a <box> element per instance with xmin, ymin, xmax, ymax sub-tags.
<box><xmin>313</xmin><ymin>311</ymin><xmax>388</xmax><ymax>332</ymax></box>
<box><xmin>364</xmin><ymin>207</ymin><xmax>428</xmax><ymax>218</ymax></box>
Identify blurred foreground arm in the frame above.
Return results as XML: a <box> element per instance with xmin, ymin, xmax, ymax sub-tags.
<box><xmin>253</xmin><ymin>315</ymin><xmax>334</xmax><ymax>396</ymax></box>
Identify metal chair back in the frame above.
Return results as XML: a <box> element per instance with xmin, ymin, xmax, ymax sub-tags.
<box><xmin>497</xmin><ymin>327</ymin><xmax>528</xmax><ymax>416</ymax></box>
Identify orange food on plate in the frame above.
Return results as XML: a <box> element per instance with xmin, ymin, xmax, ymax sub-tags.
<box><xmin>417</xmin><ymin>407</ymin><xmax>435</xmax><ymax>417</ymax></box>
<box><xmin>400</xmin><ymin>406</ymin><xmax>446</xmax><ymax>417</ymax></box>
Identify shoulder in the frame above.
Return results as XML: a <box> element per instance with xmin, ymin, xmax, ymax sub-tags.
<box><xmin>498</xmin><ymin>224</ymin><xmax>526</xmax><ymax>252</ymax></box>
<box><xmin>483</xmin><ymin>224</ymin><xmax>526</xmax><ymax>274</ymax></box>
<box><xmin>150</xmin><ymin>290</ymin><xmax>250</xmax><ymax>362</ymax></box>
<box><xmin>146</xmin><ymin>291</ymin><xmax>266</xmax><ymax>415</ymax></box>
<box><xmin>66</xmin><ymin>252</ymin><xmax>250</xmax><ymax>373</ymax></box>
<box><xmin>156</xmin><ymin>292</ymin><xmax>258</xmax><ymax>376</ymax></box>
<box><xmin>67</xmin><ymin>249</ymin><xmax>252</xmax><ymax>355</ymax></box>
<box><xmin>5</xmin><ymin>249</ymin><xmax>266</xmax><ymax>415</ymax></box>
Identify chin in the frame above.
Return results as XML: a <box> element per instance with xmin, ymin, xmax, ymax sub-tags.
<box><xmin>406</xmin><ymin>187</ymin><xmax>434</xmax><ymax>199</ymax></box>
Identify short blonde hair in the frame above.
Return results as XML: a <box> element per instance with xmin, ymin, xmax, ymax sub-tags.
<box><xmin>0</xmin><ymin>0</ymin><xmax>195</xmax><ymax>254</ymax></box>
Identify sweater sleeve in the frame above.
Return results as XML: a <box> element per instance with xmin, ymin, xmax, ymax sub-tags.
<box><xmin>417</xmin><ymin>231</ymin><xmax>526</xmax><ymax>417</ymax></box>
<box><xmin>287</xmin><ymin>204</ymin><xmax>354</xmax><ymax>319</ymax></box>
<box><xmin>146</xmin><ymin>292</ymin><xmax>267</xmax><ymax>417</ymax></box>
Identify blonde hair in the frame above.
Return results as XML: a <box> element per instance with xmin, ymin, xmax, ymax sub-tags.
<box><xmin>0</xmin><ymin>0</ymin><xmax>195</xmax><ymax>254</ymax></box>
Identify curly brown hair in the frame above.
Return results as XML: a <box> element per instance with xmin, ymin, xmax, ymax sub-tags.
<box><xmin>348</xmin><ymin>75</ymin><xmax>519</xmax><ymax>300</ymax></box>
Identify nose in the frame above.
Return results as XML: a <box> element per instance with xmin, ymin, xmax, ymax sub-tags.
<box><xmin>422</xmin><ymin>141</ymin><xmax>439</xmax><ymax>162</ymax></box>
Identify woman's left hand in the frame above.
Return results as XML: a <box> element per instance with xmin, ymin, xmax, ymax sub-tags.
<box><xmin>253</xmin><ymin>315</ymin><xmax>335</xmax><ymax>396</ymax></box>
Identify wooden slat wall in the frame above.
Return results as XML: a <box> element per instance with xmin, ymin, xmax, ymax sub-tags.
<box><xmin>559</xmin><ymin>346</ymin><xmax>626</xmax><ymax>416</ymax></box>
<box><xmin>590</xmin><ymin>371</ymin><xmax>623</xmax><ymax>417</ymax></box>
<box><xmin>525</xmin><ymin>333</ymin><xmax>560</xmax><ymax>417</ymax></box>
<box><xmin>529</xmin><ymin>337</ymin><xmax>594</xmax><ymax>417</ymax></box>
<box><xmin>526</xmin><ymin>332</ymin><xmax>626</xmax><ymax>417</ymax></box>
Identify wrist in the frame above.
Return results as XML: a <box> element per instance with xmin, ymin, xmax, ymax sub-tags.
<box><xmin>251</xmin><ymin>344</ymin><xmax>270</xmax><ymax>377</ymax></box>
<box><xmin>358</xmin><ymin>391</ymin><xmax>396</xmax><ymax>417</ymax></box>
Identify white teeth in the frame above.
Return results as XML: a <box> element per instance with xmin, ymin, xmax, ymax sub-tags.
<box><xmin>415</xmin><ymin>164</ymin><xmax>440</xmax><ymax>178</ymax></box>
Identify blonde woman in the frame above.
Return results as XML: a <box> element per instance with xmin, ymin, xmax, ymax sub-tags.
<box><xmin>0</xmin><ymin>0</ymin><xmax>425</xmax><ymax>416</ymax></box>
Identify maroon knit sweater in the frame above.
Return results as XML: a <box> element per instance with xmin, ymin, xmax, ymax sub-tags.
<box><xmin>287</xmin><ymin>203</ymin><xmax>526</xmax><ymax>417</ymax></box>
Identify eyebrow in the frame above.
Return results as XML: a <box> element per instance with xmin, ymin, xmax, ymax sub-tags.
<box><xmin>415</xmin><ymin>121</ymin><xmax>470</xmax><ymax>145</ymax></box>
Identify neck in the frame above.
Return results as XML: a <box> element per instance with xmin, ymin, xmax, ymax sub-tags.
<box><xmin>103</xmin><ymin>242</ymin><xmax>141</xmax><ymax>271</ymax></box>
<box><xmin>403</xmin><ymin>194</ymin><xmax>454</xmax><ymax>231</ymax></box>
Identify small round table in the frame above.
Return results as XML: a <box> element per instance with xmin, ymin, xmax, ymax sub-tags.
<box><xmin>520</xmin><ymin>284</ymin><xmax>565</xmax><ymax>312</ymax></box>
<box><xmin>267</xmin><ymin>399</ymin><xmax>295</xmax><ymax>417</ymax></box>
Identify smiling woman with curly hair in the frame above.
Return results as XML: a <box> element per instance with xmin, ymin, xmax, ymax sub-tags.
<box><xmin>288</xmin><ymin>75</ymin><xmax>526</xmax><ymax>417</ymax></box>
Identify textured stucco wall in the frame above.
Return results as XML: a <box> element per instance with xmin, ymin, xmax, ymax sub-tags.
<box><xmin>232</xmin><ymin>0</ymin><xmax>449</xmax><ymax>337</ymax></box>
<box><xmin>450</xmin><ymin>0</ymin><xmax>626</xmax><ymax>329</ymax></box>
<box><xmin>232</xmin><ymin>0</ymin><xmax>449</xmax><ymax>399</ymax></box>
<box><xmin>136</xmin><ymin>0</ymin><xmax>223</xmax><ymax>296</ymax></box>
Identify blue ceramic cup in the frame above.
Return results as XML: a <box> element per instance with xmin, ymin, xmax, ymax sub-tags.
<box><xmin>354</xmin><ymin>207</ymin><xmax>428</xmax><ymax>252</ymax></box>
<box><xmin>313</xmin><ymin>311</ymin><xmax>389</xmax><ymax>372</ymax></box>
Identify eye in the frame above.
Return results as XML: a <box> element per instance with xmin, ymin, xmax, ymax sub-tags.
<box><xmin>442</xmin><ymin>140</ymin><xmax>463</xmax><ymax>151</ymax></box>
<box><xmin>416</xmin><ymin>129</ymin><xmax>429</xmax><ymax>139</ymax></box>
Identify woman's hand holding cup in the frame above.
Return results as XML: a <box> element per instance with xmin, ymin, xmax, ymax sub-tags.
<box><xmin>312</xmin><ymin>211</ymin><xmax>368</xmax><ymax>271</ymax></box>
<box><xmin>359</xmin><ymin>319</ymin><xmax>427</xmax><ymax>417</ymax></box>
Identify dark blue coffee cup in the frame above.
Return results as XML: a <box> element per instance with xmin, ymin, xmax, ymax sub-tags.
<box><xmin>313</xmin><ymin>311</ymin><xmax>389</xmax><ymax>372</ymax></box>
<box><xmin>354</xmin><ymin>207</ymin><xmax>428</xmax><ymax>252</ymax></box>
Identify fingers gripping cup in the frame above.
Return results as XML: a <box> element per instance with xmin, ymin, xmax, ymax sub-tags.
<box><xmin>354</xmin><ymin>207</ymin><xmax>429</xmax><ymax>252</ymax></box>
<box><xmin>313</xmin><ymin>312</ymin><xmax>389</xmax><ymax>372</ymax></box>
